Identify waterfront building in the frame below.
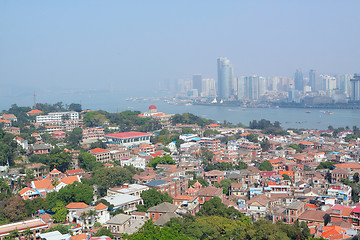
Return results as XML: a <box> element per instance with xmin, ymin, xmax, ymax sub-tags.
<box><xmin>350</xmin><ymin>74</ymin><xmax>360</xmax><ymax>101</ymax></box>
<box><xmin>217</xmin><ymin>57</ymin><xmax>234</xmax><ymax>100</ymax></box>
<box><xmin>201</xmin><ymin>78</ymin><xmax>216</xmax><ymax>97</ymax></box>
<box><xmin>309</xmin><ymin>69</ymin><xmax>320</xmax><ymax>92</ymax></box>
<box><xmin>237</xmin><ymin>76</ymin><xmax>246</xmax><ymax>100</ymax></box>
<box><xmin>192</xmin><ymin>74</ymin><xmax>202</xmax><ymax>95</ymax></box>
<box><xmin>294</xmin><ymin>69</ymin><xmax>304</xmax><ymax>91</ymax></box>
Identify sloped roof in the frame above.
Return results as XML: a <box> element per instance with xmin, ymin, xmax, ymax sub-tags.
<box><xmin>19</xmin><ymin>187</ymin><xmax>36</xmax><ymax>195</ymax></box>
<box><xmin>106</xmin><ymin>213</ymin><xmax>131</xmax><ymax>225</ymax></box>
<box><xmin>32</xmin><ymin>178</ymin><xmax>54</xmax><ymax>190</ymax></box>
<box><xmin>147</xmin><ymin>202</ymin><xmax>178</xmax><ymax>213</ymax></box>
<box><xmin>154</xmin><ymin>212</ymin><xmax>181</xmax><ymax>226</ymax></box>
<box><xmin>60</xmin><ymin>175</ymin><xmax>80</xmax><ymax>185</ymax></box>
<box><xmin>298</xmin><ymin>210</ymin><xmax>326</xmax><ymax>222</ymax></box>
<box><xmin>196</xmin><ymin>186</ymin><xmax>222</xmax><ymax>197</ymax></box>
<box><xmin>94</xmin><ymin>203</ymin><xmax>108</xmax><ymax>211</ymax></box>
<box><xmin>65</xmin><ymin>202</ymin><xmax>90</xmax><ymax>209</ymax></box>
<box><xmin>247</xmin><ymin>195</ymin><xmax>270</xmax><ymax>206</ymax></box>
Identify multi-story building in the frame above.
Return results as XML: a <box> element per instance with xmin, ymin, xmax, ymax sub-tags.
<box><xmin>36</xmin><ymin>111</ymin><xmax>79</xmax><ymax>123</ymax></box>
<box><xmin>217</xmin><ymin>57</ymin><xmax>234</xmax><ymax>100</ymax></box>
<box><xmin>105</xmin><ymin>132</ymin><xmax>152</xmax><ymax>148</ymax></box>
<box><xmin>350</xmin><ymin>74</ymin><xmax>360</xmax><ymax>101</ymax></box>
<box><xmin>89</xmin><ymin>148</ymin><xmax>111</xmax><ymax>162</ymax></box>
<box><xmin>83</xmin><ymin>126</ymin><xmax>105</xmax><ymax>140</ymax></box>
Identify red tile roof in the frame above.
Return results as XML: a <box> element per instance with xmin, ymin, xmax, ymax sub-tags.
<box><xmin>106</xmin><ymin>131</ymin><xmax>152</xmax><ymax>139</ymax></box>
<box><xmin>90</xmin><ymin>148</ymin><xmax>109</xmax><ymax>154</ymax></box>
<box><xmin>27</xmin><ymin>109</ymin><xmax>43</xmax><ymax>114</ymax></box>
<box><xmin>94</xmin><ymin>203</ymin><xmax>108</xmax><ymax>210</ymax></box>
<box><xmin>60</xmin><ymin>175</ymin><xmax>80</xmax><ymax>185</ymax></box>
<box><xmin>66</xmin><ymin>169</ymin><xmax>85</xmax><ymax>175</ymax></box>
<box><xmin>65</xmin><ymin>202</ymin><xmax>89</xmax><ymax>209</ymax></box>
<box><xmin>32</xmin><ymin>178</ymin><xmax>54</xmax><ymax>190</ymax></box>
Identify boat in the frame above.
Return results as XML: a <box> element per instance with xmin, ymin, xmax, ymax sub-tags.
<box><xmin>324</xmin><ymin>111</ymin><xmax>334</xmax><ymax>115</ymax></box>
<box><xmin>242</xmin><ymin>108</ymin><xmax>246</xmax><ymax>110</ymax></box>
<box><xmin>306</xmin><ymin>111</ymin><xmax>311</xmax><ymax>113</ymax></box>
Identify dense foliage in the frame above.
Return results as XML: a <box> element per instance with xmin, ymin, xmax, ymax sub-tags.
<box><xmin>83</xmin><ymin>110</ymin><xmax>161</xmax><ymax>132</ymax></box>
<box><xmin>258</xmin><ymin>160</ymin><xmax>273</xmax><ymax>171</ymax></box>
<box><xmin>147</xmin><ymin>155</ymin><xmax>176</xmax><ymax>169</ymax></box>
<box><xmin>29</xmin><ymin>147</ymin><xmax>72</xmax><ymax>172</ymax></box>
<box><xmin>127</xmin><ymin>198</ymin><xmax>311</xmax><ymax>240</ymax></box>
<box><xmin>136</xmin><ymin>188</ymin><xmax>172</xmax><ymax>212</ymax></box>
<box><xmin>92</xmin><ymin>167</ymin><xmax>136</xmax><ymax>196</ymax></box>
<box><xmin>249</xmin><ymin>119</ymin><xmax>288</xmax><ymax>136</ymax></box>
<box><xmin>0</xmin><ymin>129</ymin><xmax>18</xmax><ymax>166</ymax></box>
<box><xmin>171</xmin><ymin>113</ymin><xmax>214</xmax><ymax>127</ymax></box>
<box><xmin>316</xmin><ymin>161</ymin><xmax>334</xmax><ymax>170</ymax></box>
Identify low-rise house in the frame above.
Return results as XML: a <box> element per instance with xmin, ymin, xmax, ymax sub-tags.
<box><xmin>15</xmin><ymin>136</ymin><xmax>28</xmax><ymax>150</ymax></box>
<box><xmin>121</xmin><ymin>157</ymin><xmax>146</xmax><ymax>170</ymax></box>
<box><xmin>19</xmin><ymin>187</ymin><xmax>41</xmax><ymax>200</ymax></box>
<box><xmin>31</xmin><ymin>178</ymin><xmax>55</xmax><ymax>197</ymax></box>
<box><xmin>246</xmin><ymin>195</ymin><xmax>271</xmax><ymax>220</ymax></box>
<box><xmin>105</xmin><ymin>214</ymin><xmax>131</xmax><ymax>239</ymax></box>
<box><xmin>204</xmin><ymin>170</ymin><xmax>225</xmax><ymax>185</ymax></box>
<box><xmin>147</xmin><ymin>202</ymin><xmax>178</xmax><ymax>221</ymax></box>
<box><xmin>101</xmin><ymin>194</ymin><xmax>143</xmax><ymax>213</ymax></box>
<box><xmin>32</xmin><ymin>143</ymin><xmax>52</xmax><ymax>154</ymax></box>
<box><xmin>107</xmin><ymin>184</ymin><xmax>149</xmax><ymax>197</ymax></box>
<box><xmin>298</xmin><ymin>210</ymin><xmax>326</xmax><ymax>225</ymax></box>
<box><xmin>55</xmin><ymin>175</ymin><xmax>81</xmax><ymax>191</ymax></box>
<box><xmin>173</xmin><ymin>195</ymin><xmax>200</xmax><ymax>215</ymax></box>
<box><xmin>229</xmin><ymin>182</ymin><xmax>248</xmax><ymax>199</ymax></box>
<box><xmin>196</xmin><ymin>186</ymin><xmax>223</xmax><ymax>205</ymax></box>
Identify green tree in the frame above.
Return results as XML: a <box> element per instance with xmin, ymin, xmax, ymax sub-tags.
<box><xmin>66</xmin><ymin>127</ymin><xmax>83</xmax><ymax>147</ymax></box>
<box><xmin>45</xmin><ymin>224</ymin><xmax>70</xmax><ymax>234</ymax></box>
<box><xmin>52</xmin><ymin>201</ymin><xmax>67</xmax><ymax>223</ymax></box>
<box><xmin>47</xmin><ymin>182</ymin><xmax>94</xmax><ymax>205</ymax></box>
<box><xmin>136</xmin><ymin>188</ymin><xmax>172</xmax><ymax>212</ymax></box>
<box><xmin>92</xmin><ymin>167</ymin><xmax>135</xmax><ymax>196</ymax></box>
<box><xmin>78</xmin><ymin>152</ymin><xmax>103</xmax><ymax>171</ymax></box>
<box><xmin>316</xmin><ymin>161</ymin><xmax>334</xmax><ymax>170</ymax></box>
<box><xmin>260</xmin><ymin>139</ymin><xmax>270</xmax><ymax>152</ymax></box>
<box><xmin>68</xmin><ymin>103</ymin><xmax>82</xmax><ymax>112</ymax></box>
<box><xmin>259</xmin><ymin>160</ymin><xmax>273</xmax><ymax>171</ymax></box>
<box><xmin>147</xmin><ymin>155</ymin><xmax>176</xmax><ymax>169</ymax></box>
<box><xmin>93</xmin><ymin>228</ymin><xmax>114</xmax><ymax>238</ymax></box>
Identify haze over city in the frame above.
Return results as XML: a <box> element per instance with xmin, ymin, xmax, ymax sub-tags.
<box><xmin>1</xmin><ymin>0</ymin><xmax>360</xmax><ymax>110</ymax></box>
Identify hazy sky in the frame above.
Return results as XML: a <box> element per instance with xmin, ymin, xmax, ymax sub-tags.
<box><xmin>1</xmin><ymin>1</ymin><xmax>359</xmax><ymax>101</ymax></box>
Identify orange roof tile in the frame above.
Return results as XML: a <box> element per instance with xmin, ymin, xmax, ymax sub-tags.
<box><xmin>19</xmin><ymin>187</ymin><xmax>36</xmax><ymax>195</ymax></box>
<box><xmin>27</xmin><ymin>109</ymin><xmax>43</xmax><ymax>114</ymax></box>
<box><xmin>94</xmin><ymin>203</ymin><xmax>108</xmax><ymax>210</ymax></box>
<box><xmin>50</xmin><ymin>168</ymin><xmax>61</xmax><ymax>174</ymax></box>
<box><xmin>70</xmin><ymin>234</ymin><xmax>88</xmax><ymax>240</ymax></box>
<box><xmin>60</xmin><ymin>175</ymin><xmax>80</xmax><ymax>185</ymax></box>
<box><xmin>32</xmin><ymin>178</ymin><xmax>54</xmax><ymax>190</ymax></box>
<box><xmin>89</xmin><ymin>148</ymin><xmax>109</xmax><ymax>154</ymax></box>
<box><xmin>65</xmin><ymin>202</ymin><xmax>89</xmax><ymax>209</ymax></box>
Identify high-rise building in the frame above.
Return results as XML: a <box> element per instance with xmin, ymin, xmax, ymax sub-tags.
<box><xmin>350</xmin><ymin>74</ymin><xmax>360</xmax><ymax>101</ymax></box>
<box><xmin>237</xmin><ymin>76</ymin><xmax>246</xmax><ymax>100</ymax></box>
<box><xmin>201</xmin><ymin>78</ymin><xmax>216</xmax><ymax>97</ymax></box>
<box><xmin>192</xmin><ymin>74</ymin><xmax>202</xmax><ymax>95</ymax></box>
<box><xmin>294</xmin><ymin>69</ymin><xmax>304</xmax><ymax>91</ymax></box>
<box><xmin>309</xmin><ymin>69</ymin><xmax>321</xmax><ymax>92</ymax></box>
<box><xmin>217</xmin><ymin>57</ymin><xmax>234</xmax><ymax>100</ymax></box>
<box><xmin>338</xmin><ymin>74</ymin><xmax>352</xmax><ymax>96</ymax></box>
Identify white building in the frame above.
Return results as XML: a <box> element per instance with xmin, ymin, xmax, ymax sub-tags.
<box><xmin>121</xmin><ymin>157</ymin><xmax>146</xmax><ymax>170</ymax></box>
<box><xmin>105</xmin><ymin>132</ymin><xmax>152</xmax><ymax>148</ymax></box>
<box><xmin>36</xmin><ymin>111</ymin><xmax>79</xmax><ymax>123</ymax></box>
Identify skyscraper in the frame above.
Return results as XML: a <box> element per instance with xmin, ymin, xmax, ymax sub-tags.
<box><xmin>309</xmin><ymin>69</ymin><xmax>321</xmax><ymax>92</ymax></box>
<box><xmin>350</xmin><ymin>74</ymin><xmax>360</xmax><ymax>101</ymax></box>
<box><xmin>237</xmin><ymin>76</ymin><xmax>246</xmax><ymax>100</ymax></box>
<box><xmin>192</xmin><ymin>74</ymin><xmax>202</xmax><ymax>95</ymax></box>
<box><xmin>217</xmin><ymin>57</ymin><xmax>234</xmax><ymax>100</ymax></box>
<box><xmin>294</xmin><ymin>69</ymin><xmax>304</xmax><ymax>91</ymax></box>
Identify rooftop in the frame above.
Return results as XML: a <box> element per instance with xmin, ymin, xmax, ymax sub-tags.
<box><xmin>106</xmin><ymin>131</ymin><xmax>152</xmax><ymax>139</ymax></box>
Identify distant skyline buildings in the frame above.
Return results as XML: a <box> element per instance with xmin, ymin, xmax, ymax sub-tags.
<box><xmin>350</xmin><ymin>74</ymin><xmax>360</xmax><ymax>101</ymax></box>
<box><xmin>159</xmin><ymin>57</ymin><xmax>356</xmax><ymax>105</ymax></box>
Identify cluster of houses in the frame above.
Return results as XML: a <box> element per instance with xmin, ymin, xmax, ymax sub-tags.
<box><xmin>1</xmin><ymin>105</ymin><xmax>360</xmax><ymax>239</ymax></box>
